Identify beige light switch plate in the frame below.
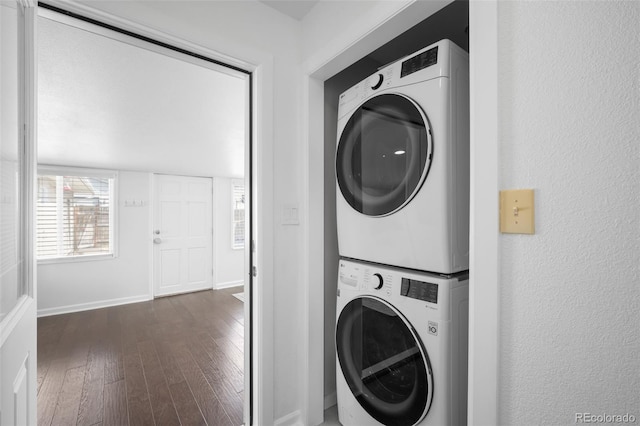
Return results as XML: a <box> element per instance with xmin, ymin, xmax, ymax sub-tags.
<box><xmin>500</xmin><ymin>189</ymin><xmax>535</xmax><ymax>234</ymax></box>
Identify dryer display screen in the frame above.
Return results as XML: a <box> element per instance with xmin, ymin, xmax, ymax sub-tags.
<box><xmin>401</xmin><ymin>46</ymin><xmax>438</xmax><ymax>78</ymax></box>
<box><xmin>401</xmin><ymin>278</ymin><xmax>438</xmax><ymax>303</ymax></box>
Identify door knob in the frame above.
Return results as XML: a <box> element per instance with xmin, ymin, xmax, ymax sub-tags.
<box><xmin>153</xmin><ymin>237</ymin><xmax>162</xmax><ymax>244</ymax></box>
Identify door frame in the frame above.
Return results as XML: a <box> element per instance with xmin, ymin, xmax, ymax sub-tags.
<box><xmin>35</xmin><ymin>2</ymin><xmax>269</xmax><ymax>424</ymax></box>
<box><xmin>0</xmin><ymin>0</ymin><xmax>38</xmax><ymax>424</ymax></box>
<box><xmin>301</xmin><ymin>0</ymin><xmax>500</xmax><ymax>424</ymax></box>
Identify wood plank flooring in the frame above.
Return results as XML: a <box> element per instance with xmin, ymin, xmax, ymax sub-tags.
<box><xmin>37</xmin><ymin>288</ymin><xmax>245</xmax><ymax>426</ymax></box>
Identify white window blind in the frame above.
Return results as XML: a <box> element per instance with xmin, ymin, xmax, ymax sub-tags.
<box><xmin>37</xmin><ymin>169</ymin><xmax>115</xmax><ymax>260</ymax></box>
<box><xmin>1</xmin><ymin>160</ymin><xmax>20</xmax><ymax>279</ymax></box>
<box><xmin>232</xmin><ymin>181</ymin><xmax>245</xmax><ymax>249</ymax></box>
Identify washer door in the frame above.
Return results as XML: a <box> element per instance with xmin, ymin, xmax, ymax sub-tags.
<box><xmin>336</xmin><ymin>296</ymin><xmax>433</xmax><ymax>426</ymax></box>
<box><xmin>336</xmin><ymin>93</ymin><xmax>433</xmax><ymax>217</ymax></box>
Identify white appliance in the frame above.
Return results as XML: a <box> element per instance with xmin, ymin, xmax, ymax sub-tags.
<box><xmin>335</xmin><ymin>258</ymin><xmax>469</xmax><ymax>426</ymax></box>
<box><xmin>335</xmin><ymin>39</ymin><xmax>469</xmax><ymax>274</ymax></box>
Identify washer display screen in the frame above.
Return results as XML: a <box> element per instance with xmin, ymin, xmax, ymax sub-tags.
<box><xmin>336</xmin><ymin>296</ymin><xmax>432</xmax><ymax>426</ymax></box>
<box><xmin>401</xmin><ymin>278</ymin><xmax>438</xmax><ymax>303</ymax></box>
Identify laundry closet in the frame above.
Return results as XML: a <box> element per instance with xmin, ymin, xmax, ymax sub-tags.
<box><xmin>322</xmin><ymin>1</ymin><xmax>469</xmax><ymax>423</ymax></box>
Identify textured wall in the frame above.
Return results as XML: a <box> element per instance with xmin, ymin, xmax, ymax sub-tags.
<box><xmin>498</xmin><ymin>1</ymin><xmax>640</xmax><ymax>423</ymax></box>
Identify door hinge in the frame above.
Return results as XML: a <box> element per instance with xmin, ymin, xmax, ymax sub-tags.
<box><xmin>251</xmin><ymin>240</ymin><xmax>255</xmax><ymax>253</ymax></box>
<box><xmin>252</xmin><ymin>266</ymin><xmax>257</xmax><ymax>277</ymax></box>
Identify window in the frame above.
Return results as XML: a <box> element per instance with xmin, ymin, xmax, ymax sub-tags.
<box><xmin>37</xmin><ymin>167</ymin><xmax>116</xmax><ymax>260</ymax></box>
<box><xmin>232</xmin><ymin>180</ymin><xmax>245</xmax><ymax>249</ymax></box>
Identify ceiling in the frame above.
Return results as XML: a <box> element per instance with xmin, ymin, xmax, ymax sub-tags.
<box><xmin>259</xmin><ymin>0</ymin><xmax>319</xmax><ymax>20</ymax></box>
<box><xmin>38</xmin><ymin>15</ymin><xmax>247</xmax><ymax>178</ymax></box>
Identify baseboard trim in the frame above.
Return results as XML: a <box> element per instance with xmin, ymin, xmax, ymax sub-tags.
<box><xmin>215</xmin><ymin>279</ymin><xmax>244</xmax><ymax>290</ymax></box>
<box><xmin>324</xmin><ymin>392</ymin><xmax>337</xmax><ymax>410</ymax></box>
<box><xmin>37</xmin><ymin>294</ymin><xmax>151</xmax><ymax>317</ymax></box>
<box><xmin>274</xmin><ymin>410</ymin><xmax>302</xmax><ymax>426</ymax></box>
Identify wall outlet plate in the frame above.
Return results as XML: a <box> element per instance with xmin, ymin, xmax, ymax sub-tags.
<box><xmin>500</xmin><ymin>189</ymin><xmax>535</xmax><ymax>234</ymax></box>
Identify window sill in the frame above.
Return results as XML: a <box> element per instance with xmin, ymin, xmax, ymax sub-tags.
<box><xmin>37</xmin><ymin>253</ymin><xmax>117</xmax><ymax>265</ymax></box>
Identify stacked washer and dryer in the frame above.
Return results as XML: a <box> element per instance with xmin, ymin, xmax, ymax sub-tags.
<box><xmin>334</xmin><ymin>39</ymin><xmax>470</xmax><ymax>426</ymax></box>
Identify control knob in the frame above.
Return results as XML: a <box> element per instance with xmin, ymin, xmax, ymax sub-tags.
<box><xmin>373</xmin><ymin>273</ymin><xmax>384</xmax><ymax>290</ymax></box>
<box><xmin>369</xmin><ymin>73</ymin><xmax>384</xmax><ymax>90</ymax></box>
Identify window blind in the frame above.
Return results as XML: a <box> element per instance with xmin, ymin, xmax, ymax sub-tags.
<box><xmin>37</xmin><ymin>172</ymin><xmax>114</xmax><ymax>260</ymax></box>
<box><xmin>1</xmin><ymin>161</ymin><xmax>20</xmax><ymax>275</ymax></box>
<box><xmin>232</xmin><ymin>181</ymin><xmax>245</xmax><ymax>249</ymax></box>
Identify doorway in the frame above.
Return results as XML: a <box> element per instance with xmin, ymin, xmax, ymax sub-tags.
<box><xmin>35</xmin><ymin>4</ymin><xmax>253</xmax><ymax>425</ymax></box>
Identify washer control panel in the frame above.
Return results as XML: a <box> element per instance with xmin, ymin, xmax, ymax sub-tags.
<box><xmin>372</xmin><ymin>273</ymin><xmax>384</xmax><ymax>289</ymax></box>
<box><xmin>363</xmin><ymin>268</ymin><xmax>393</xmax><ymax>295</ymax></box>
<box><xmin>338</xmin><ymin>259</ymin><xmax>443</xmax><ymax>305</ymax></box>
<box><xmin>338</xmin><ymin>261</ymin><xmax>360</xmax><ymax>288</ymax></box>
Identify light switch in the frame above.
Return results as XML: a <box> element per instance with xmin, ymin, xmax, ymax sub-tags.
<box><xmin>281</xmin><ymin>204</ymin><xmax>299</xmax><ymax>225</ymax></box>
<box><xmin>500</xmin><ymin>189</ymin><xmax>535</xmax><ymax>234</ymax></box>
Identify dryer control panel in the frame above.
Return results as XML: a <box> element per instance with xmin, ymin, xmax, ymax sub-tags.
<box><xmin>337</xmin><ymin>39</ymin><xmax>460</xmax><ymax>121</ymax></box>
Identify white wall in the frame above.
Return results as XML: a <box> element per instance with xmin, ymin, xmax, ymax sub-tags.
<box><xmin>36</xmin><ymin>170</ymin><xmax>243</xmax><ymax>315</ymax></box>
<box><xmin>37</xmin><ymin>171</ymin><xmax>151</xmax><ymax>315</ymax></box>
<box><xmin>497</xmin><ymin>1</ymin><xmax>640</xmax><ymax>423</ymax></box>
<box><xmin>214</xmin><ymin>177</ymin><xmax>244</xmax><ymax>289</ymax></box>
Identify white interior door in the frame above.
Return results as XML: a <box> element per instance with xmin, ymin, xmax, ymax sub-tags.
<box><xmin>0</xmin><ymin>0</ymin><xmax>37</xmax><ymax>425</ymax></box>
<box><xmin>153</xmin><ymin>174</ymin><xmax>213</xmax><ymax>297</ymax></box>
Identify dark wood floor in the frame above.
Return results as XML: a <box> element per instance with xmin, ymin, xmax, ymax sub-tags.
<box><xmin>37</xmin><ymin>288</ymin><xmax>245</xmax><ymax>426</ymax></box>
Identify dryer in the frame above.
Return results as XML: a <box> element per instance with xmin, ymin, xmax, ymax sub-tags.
<box><xmin>335</xmin><ymin>258</ymin><xmax>469</xmax><ymax>426</ymax></box>
<box><xmin>336</xmin><ymin>39</ymin><xmax>469</xmax><ymax>274</ymax></box>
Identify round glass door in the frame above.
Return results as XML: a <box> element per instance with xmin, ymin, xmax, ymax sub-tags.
<box><xmin>336</xmin><ymin>296</ymin><xmax>433</xmax><ymax>426</ymax></box>
<box><xmin>336</xmin><ymin>93</ymin><xmax>433</xmax><ymax>217</ymax></box>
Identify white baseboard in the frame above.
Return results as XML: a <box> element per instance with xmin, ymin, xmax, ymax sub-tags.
<box><xmin>37</xmin><ymin>294</ymin><xmax>151</xmax><ymax>317</ymax></box>
<box><xmin>274</xmin><ymin>410</ymin><xmax>302</xmax><ymax>426</ymax></box>
<box><xmin>324</xmin><ymin>392</ymin><xmax>337</xmax><ymax>410</ymax></box>
<box><xmin>215</xmin><ymin>279</ymin><xmax>244</xmax><ymax>290</ymax></box>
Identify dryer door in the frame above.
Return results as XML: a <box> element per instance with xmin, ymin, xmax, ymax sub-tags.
<box><xmin>336</xmin><ymin>296</ymin><xmax>433</xmax><ymax>426</ymax></box>
<box><xmin>336</xmin><ymin>93</ymin><xmax>433</xmax><ymax>217</ymax></box>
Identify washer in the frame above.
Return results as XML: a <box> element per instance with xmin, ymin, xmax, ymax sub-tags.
<box><xmin>335</xmin><ymin>39</ymin><xmax>469</xmax><ymax>274</ymax></box>
<box><xmin>335</xmin><ymin>258</ymin><xmax>469</xmax><ymax>426</ymax></box>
